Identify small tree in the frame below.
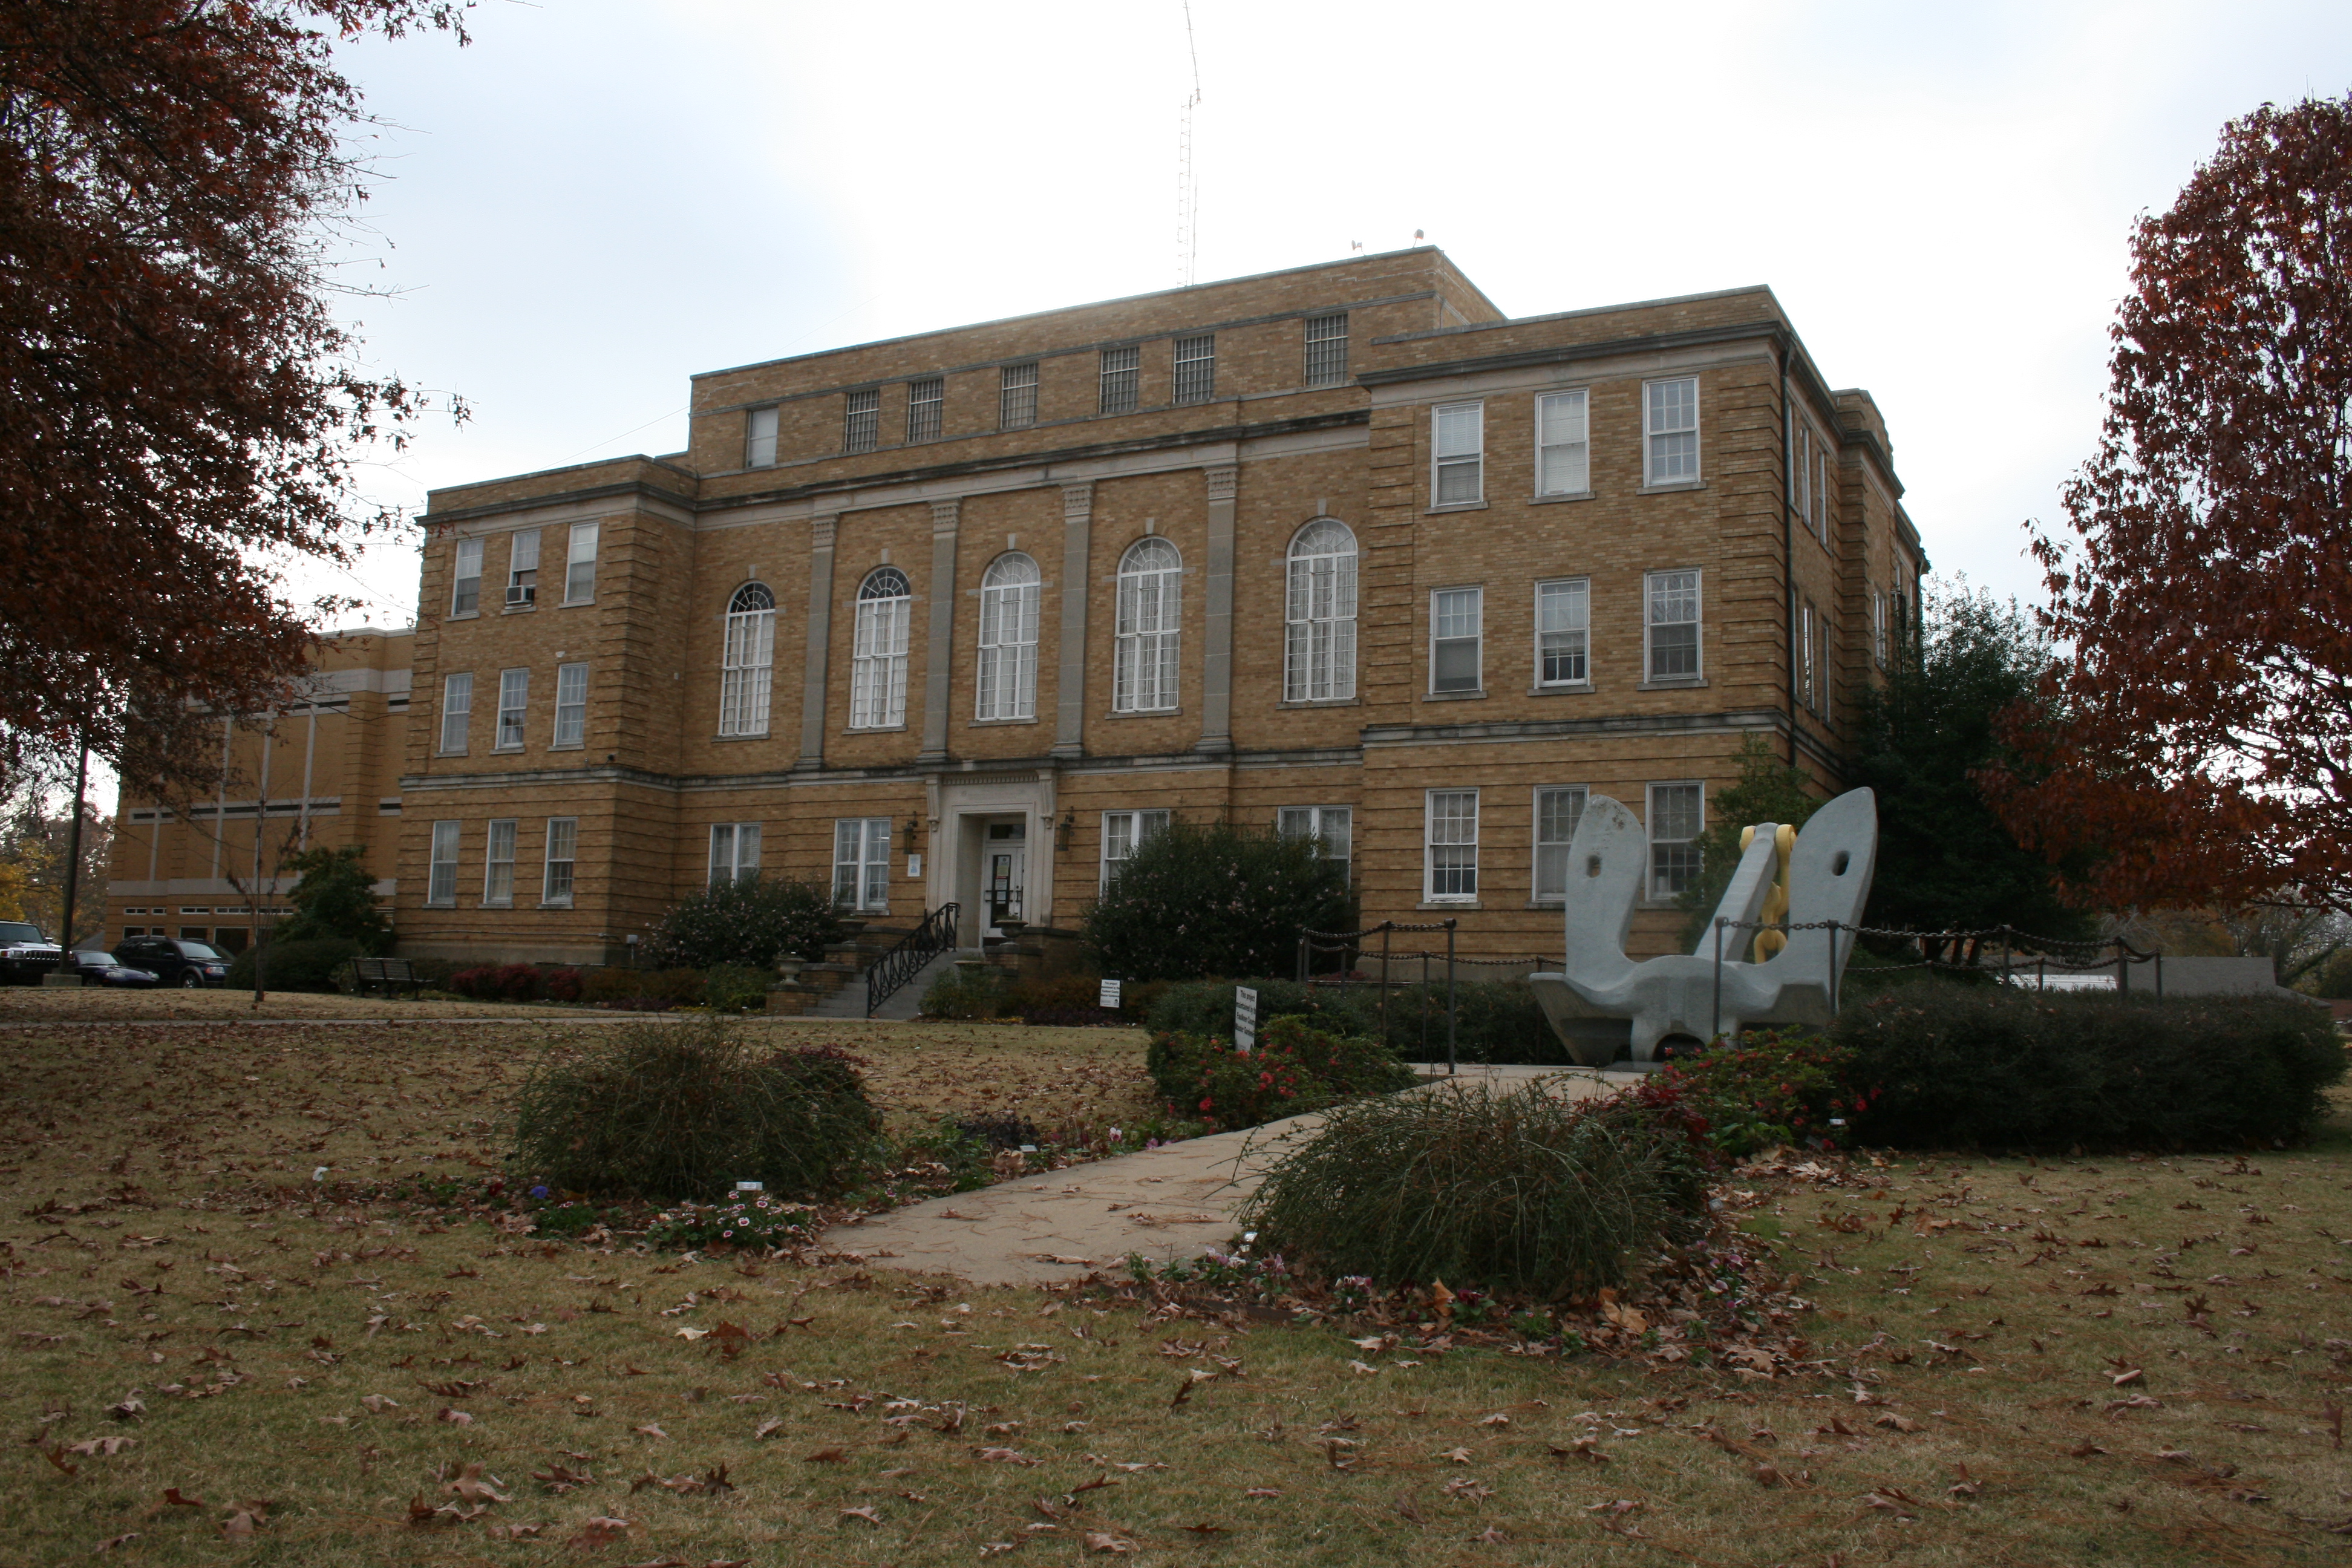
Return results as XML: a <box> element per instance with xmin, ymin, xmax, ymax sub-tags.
<box><xmin>645</xmin><ymin>877</ymin><xmax>843</xmax><ymax>972</ymax></box>
<box><xmin>1082</xmin><ymin>820</ymin><xmax>1354</xmax><ymax>982</ymax></box>
<box><xmin>275</xmin><ymin>844</ymin><xmax>393</xmax><ymax>951</ymax></box>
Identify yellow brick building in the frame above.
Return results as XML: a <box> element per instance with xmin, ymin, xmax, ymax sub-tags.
<box><xmin>108</xmin><ymin>249</ymin><xmax>1925</xmax><ymax>967</ymax></box>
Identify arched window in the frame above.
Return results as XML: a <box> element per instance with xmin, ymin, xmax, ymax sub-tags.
<box><xmin>1114</xmin><ymin>537</ymin><xmax>1182</xmax><ymax>712</ymax></box>
<box><xmin>1284</xmin><ymin>519</ymin><xmax>1357</xmax><ymax>702</ymax></box>
<box><xmin>851</xmin><ymin>566</ymin><xmax>912</xmax><ymax>729</ymax></box>
<box><xmin>719</xmin><ymin>581</ymin><xmax>776</xmax><ymax>736</ymax></box>
<box><xmin>975</xmin><ymin>553</ymin><xmax>1040</xmax><ymax>721</ymax></box>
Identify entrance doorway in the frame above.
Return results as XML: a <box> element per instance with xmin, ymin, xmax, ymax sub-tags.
<box><xmin>982</xmin><ymin>819</ymin><xmax>1026</xmax><ymax>935</ymax></box>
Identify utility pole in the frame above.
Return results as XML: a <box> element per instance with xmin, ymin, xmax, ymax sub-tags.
<box><xmin>57</xmin><ymin>737</ymin><xmax>88</xmax><ymax>956</ymax></box>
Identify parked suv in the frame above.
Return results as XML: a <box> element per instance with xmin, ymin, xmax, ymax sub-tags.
<box><xmin>113</xmin><ymin>936</ymin><xmax>232</xmax><ymax>988</ymax></box>
<box><xmin>0</xmin><ymin>921</ymin><xmax>62</xmax><ymax>984</ymax></box>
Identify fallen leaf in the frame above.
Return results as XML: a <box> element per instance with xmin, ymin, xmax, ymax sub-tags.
<box><xmin>93</xmin><ymin>1534</ymin><xmax>141</xmax><ymax>1553</ymax></box>
<box><xmin>1440</xmin><ymin>1446</ymin><xmax>1472</xmax><ymax>1463</ymax></box>
<box><xmin>840</xmin><ymin>1506</ymin><xmax>882</xmax><ymax>1525</ymax></box>
<box><xmin>567</xmin><ymin>1516</ymin><xmax>634</xmax><ymax>1550</ymax></box>
<box><xmin>803</xmin><ymin>1447</ymin><xmax>848</xmax><ymax>1463</ymax></box>
<box><xmin>633</xmin><ymin>1423</ymin><xmax>668</xmax><ymax>1439</ymax></box>
<box><xmin>162</xmin><ymin>1488</ymin><xmax>206</xmax><ymax>1509</ymax></box>
<box><xmin>976</xmin><ymin>1447</ymin><xmax>1042</xmax><ymax>1466</ymax></box>
<box><xmin>444</xmin><ymin>1462</ymin><xmax>509</xmax><ymax>1504</ymax></box>
<box><xmin>1082</xmin><ymin>1532</ymin><xmax>1137</xmax><ymax>1553</ymax></box>
<box><xmin>1244</xmin><ymin>1488</ymin><xmax>1282</xmax><ymax>1498</ymax></box>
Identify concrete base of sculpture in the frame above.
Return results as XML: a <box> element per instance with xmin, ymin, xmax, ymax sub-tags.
<box><xmin>1527</xmin><ymin>786</ymin><xmax>1878</xmax><ymax>1063</ymax></box>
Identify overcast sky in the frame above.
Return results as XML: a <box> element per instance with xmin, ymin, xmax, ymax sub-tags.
<box><xmin>309</xmin><ymin>0</ymin><xmax>2352</xmax><ymax>630</ymax></box>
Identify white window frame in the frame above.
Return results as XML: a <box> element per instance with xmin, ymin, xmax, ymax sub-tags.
<box><xmin>552</xmin><ymin>662</ymin><xmax>588</xmax><ymax>748</ymax></box>
<box><xmin>449</xmin><ymin>537</ymin><xmax>483</xmax><ymax>616</ymax></box>
<box><xmin>1099</xmin><ymin>809</ymin><xmax>1171</xmax><ymax>890</ymax></box>
<box><xmin>1428</xmin><ymin>586</ymin><xmax>1483</xmax><ymax>694</ymax></box>
<box><xmin>843</xmin><ymin>387</ymin><xmax>880</xmax><ymax>454</ymax></box>
<box><xmin>1284</xmin><ymin>519</ymin><xmax>1358</xmax><ymax>702</ymax></box>
<box><xmin>1644</xmin><ymin>569</ymin><xmax>1703</xmax><ymax>683</ymax></box>
<box><xmin>1534</xmin><ymin>786</ymin><xmax>1589</xmax><ymax>904</ymax></box>
<box><xmin>542</xmin><ymin>817</ymin><xmax>577</xmax><ymax>907</ymax></box>
<box><xmin>1645</xmin><ymin>782</ymin><xmax>1704</xmax><ymax>901</ymax></box>
<box><xmin>719</xmin><ymin>582</ymin><xmax>777</xmax><ymax>737</ymax></box>
<box><xmin>1800</xmin><ymin>600</ymin><xmax>1818</xmax><ymax>711</ymax></box>
<box><xmin>1535</xmin><ymin>388</ymin><xmax>1590</xmax><ymax>497</ymax></box>
<box><xmin>975</xmin><ymin>554</ymin><xmax>1040</xmax><ymax>722</ymax></box>
<box><xmin>1113</xmin><ymin>536</ymin><xmax>1182</xmax><ymax>713</ymax></box>
<box><xmin>708</xmin><ymin>822</ymin><xmax>762</xmax><ymax>887</ymax></box>
<box><xmin>426</xmin><ymin>820</ymin><xmax>460</xmax><ymax>907</ymax></box>
<box><xmin>494</xmin><ymin>667</ymin><xmax>529</xmax><ymax>751</ymax></box>
<box><xmin>563</xmin><ymin>521</ymin><xmax>599</xmax><ymax>604</ymax></box>
<box><xmin>999</xmin><ymin>362</ymin><xmax>1037</xmax><ymax>430</ymax></box>
<box><xmin>1432</xmin><ymin>401</ymin><xmax>1483</xmax><ymax>506</ymax></box>
<box><xmin>1172</xmin><ymin>333</ymin><xmax>1215</xmax><ymax>404</ymax></box>
<box><xmin>906</xmin><ymin>377</ymin><xmax>943</xmax><ymax>443</ymax></box>
<box><xmin>1304</xmin><ymin>312</ymin><xmax>1348</xmax><ymax>388</ymax></box>
<box><xmin>1276</xmin><ymin>805</ymin><xmax>1352</xmax><ymax>878</ymax></box>
<box><xmin>1643</xmin><ymin>376</ymin><xmax>1700</xmax><ymax>488</ymax></box>
<box><xmin>832</xmin><ymin>818</ymin><xmax>892</xmax><ymax>912</ymax></box>
<box><xmin>1872</xmin><ymin>589</ymin><xmax>1887</xmax><ymax>668</ymax></box>
<box><xmin>1423</xmin><ymin>789</ymin><xmax>1480</xmax><ymax>903</ymax></box>
<box><xmin>1099</xmin><ymin>345</ymin><xmax>1139</xmax><ymax>415</ymax></box>
<box><xmin>850</xmin><ymin>568</ymin><xmax>912</xmax><ymax>729</ymax></box>
<box><xmin>506</xmin><ymin>529</ymin><xmax>540</xmax><ymax>607</ymax></box>
<box><xmin>437</xmin><ymin>672</ymin><xmax>472</xmax><ymax>755</ymax></box>
<box><xmin>1535</xmin><ymin>578</ymin><xmax>1590</xmax><ymax>688</ymax></box>
<box><xmin>745</xmin><ymin>405</ymin><xmax>779</xmax><ymax>468</ymax></box>
<box><xmin>483</xmin><ymin>818</ymin><xmax>518</xmax><ymax>907</ymax></box>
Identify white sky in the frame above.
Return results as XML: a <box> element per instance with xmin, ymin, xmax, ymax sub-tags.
<box><xmin>307</xmin><ymin>0</ymin><xmax>2352</xmax><ymax>627</ymax></box>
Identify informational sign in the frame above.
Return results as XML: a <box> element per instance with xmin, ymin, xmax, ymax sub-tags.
<box><xmin>1234</xmin><ymin>985</ymin><xmax>1259</xmax><ymax>1054</ymax></box>
<box><xmin>1099</xmin><ymin>978</ymin><xmax>1122</xmax><ymax>1009</ymax></box>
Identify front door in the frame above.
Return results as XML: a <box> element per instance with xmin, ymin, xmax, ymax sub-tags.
<box><xmin>985</xmin><ymin>821</ymin><xmax>1026</xmax><ymax>932</ymax></box>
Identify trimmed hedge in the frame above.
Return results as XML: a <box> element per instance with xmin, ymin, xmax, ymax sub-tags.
<box><xmin>1146</xmin><ymin>977</ymin><xmax>1565</xmax><ymax>1063</ymax></box>
<box><xmin>226</xmin><ymin>937</ymin><xmax>361</xmax><ymax>994</ymax></box>
<box><xmin>1835</xmin><ymin>984</ymin><xmax>2345</xmax><ymax>1151</ymax></box>
<box><xmin>1146</xmin><ymin>1015</ymin><xmax>1416</xmax><ymax>1131</ymax></box>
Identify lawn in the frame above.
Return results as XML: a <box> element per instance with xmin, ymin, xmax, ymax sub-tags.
<box><xmin>0</xmin><ymin>1005</ymin><xmax>2345</xmax><ymax>1565</ymax></box>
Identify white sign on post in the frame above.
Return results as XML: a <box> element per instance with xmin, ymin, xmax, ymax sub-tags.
<box><xmin>1099</xmin><ymin>978</ymin><xmax>1122</xmax><ymax>1009</ymax></box>
<box><xmin>1233</xmin><ymin>985</ymin><xmax>1259</xmax><ymax>1054</ymax></box>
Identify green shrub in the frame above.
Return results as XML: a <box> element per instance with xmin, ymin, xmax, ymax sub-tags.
<box><xmin>1636</xmin><ymin>1030</ymin><xmax>1863</xmax><ymax>1159</ymax></box>
<box><xmin>2309</xmin><ymin>947</ymin><xmax>2352</xmax><ymax>999</ymax></box>
<box><xmin>1146</xmin><ymin>1014</ymin><xmax>1416</xmax><ymax>1131</ymax></box>
<box><xmin>644</xmin><ymin>1194</ymin><xmax>822</xmax><ymax>1252</ymax></box>
<box><xmin>647</xmin><ymin>877</ymin><xmax>843</xmax><ymax>971</ymax></box>
<box><xmin>1082</xmin><ymin>821</ymin><xmax>1353</xmax><ymax>982</ymax></box>
<box><xmin>581</xmin><ymin>967</ymin><xmax>648</xmax><ymax>1006</ymax></box>
<box><xmin>702</xmin><ymin>964</ymin><xmax>770</xmax><ymax>1012</ymax></box>
<box><xmin>228</xmin><ymin>936</ymin><xmax>361</xmax><ymax>994</ymax></box>
<box><xmin>1835</xmin><ymin>983</ymin><xmax>2346</xmax><ymax>1150</ymax></box>
<box><xmin>1146</xmin><ymin>977</ymin><xmax>1565</xmax><ymax>1063</ymax></box>
<box><xmin>921</xmin><ymin>963</ymin><xmax>1008</xmax><ymax>1020</ymax></box>
<box><xmin>272</xmin><ymin>844</ymin><xmax>394</xmax><ymax>953</ymax></box>
<box><xmin>1237</xmin><ymin>1079</ymin><xmax>1708</xmax><ymax>1296</ymax></box>
<box><xmin>508</xmin><ymin>1018</ymin><xmax>880</xmax><ymax>1201</ymax></box>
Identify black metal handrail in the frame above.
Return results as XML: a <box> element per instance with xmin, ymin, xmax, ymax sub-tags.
<box><xmin>866</xmin><ymin>902</ymin><xmax>958</xmax><ymax>1017</ymax></box>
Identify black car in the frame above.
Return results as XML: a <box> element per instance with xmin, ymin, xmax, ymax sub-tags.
<box><xmin>67</xmin><ymin>950</ymin><xmax>161</xmax><ymax>988</ymax></box>
<box><xmin>0</xmin><ymin>920</ymin><xmax>63</xmax><ymax>984</ymax></box>
<box><xmin>113</xmin><ymin>936</ymin><xmax>232</xmax><ymax>988</ymax></box>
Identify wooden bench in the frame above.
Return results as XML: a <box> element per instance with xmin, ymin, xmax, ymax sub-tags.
<box><xmin>350</xmin><ymin>956</ymin><xmax>424</xmax><ymax>998</ymax></box>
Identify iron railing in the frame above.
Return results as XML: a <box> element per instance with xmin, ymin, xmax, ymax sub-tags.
<box><xmin>866</xmin><ymin>902</ymin><xmax>958</xmax><ymax>1018</ymax></box>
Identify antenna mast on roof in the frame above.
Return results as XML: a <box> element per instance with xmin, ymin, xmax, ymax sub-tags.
<box><xmin>1175</xmin><ymin>1</ymin><xmax>1201</xmax><ymax>287</ymax></box>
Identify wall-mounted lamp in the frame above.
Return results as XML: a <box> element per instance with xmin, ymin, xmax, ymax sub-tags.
<box><xmin>1056</xmin><ymin>811</ymin><xmax>1075</xmax><ymax>852</ymax></box>
<box><xmin>904</xmin><ymin>813</ymin><xmax>921</xmax><ymax>847</ymax></box>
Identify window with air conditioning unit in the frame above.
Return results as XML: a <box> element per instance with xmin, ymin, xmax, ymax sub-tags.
<box><xmin>506</xmin><ymin>529</ymin><xmax>540</xmax><ymax>607</ymax></box>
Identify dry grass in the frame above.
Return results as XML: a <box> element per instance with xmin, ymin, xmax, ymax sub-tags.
<box><xmin>0</xmin><ymin>1014</ymin><xmax>2345</xmax><ymax>1565</ymax></box>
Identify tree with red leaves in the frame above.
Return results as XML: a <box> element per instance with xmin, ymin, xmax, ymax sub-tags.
<box><xmin>0</xmin><ymin>0</ymin><xmax>467</xmax><ymax>799</ymax></box>
<box><xmin>1989</xmin><ymin>96</ymin><xmax>2352</xmax><ymax>919</ymax></box>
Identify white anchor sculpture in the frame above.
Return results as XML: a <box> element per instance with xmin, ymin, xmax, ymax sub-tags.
<box><xmin>1527</xmin><ymin>786</ymin><xmax>1878</xmax><ymax>1065</ymax></box>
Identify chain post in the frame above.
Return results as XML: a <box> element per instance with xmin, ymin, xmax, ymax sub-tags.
<box><xmin>1712</xmin><ymin>917</ymin><xmax>1725</xmax><ymax>1040</ymax></box>
<box><xmin>1445</xmin><ymin>919</ymin><xmax>1458</xmax><ymax>1076</ymax></box>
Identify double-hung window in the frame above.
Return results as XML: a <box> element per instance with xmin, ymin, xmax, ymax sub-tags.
<box><xmin>494</xmin><ymin>668</ymin><xmax>529</xmax><ymax>750</ymax></box>
<box><xmin>719</xmin><ymin>583</ymin><xmax>776</xmax><ymax>737</ymax></box>
<box><xmin>542</xmin><ymin>818</ymin><xmax>577</xmax><ymax>906</ymax></box>
<box><xmin>506</xmin><ymin>529</ymin><xmax>540</xmax><ymax>607</ymax></box>
<box><xmin>427</xmin><ymin>821</ymin><xmax>460</xmax><ymax>906</ymax></box>
<box><xmin>553</xmin><ymin>662</ymin><xmax>588</xmax><ymax>748</ymax></box>
<box><xmin>999</xmin><ymin>362</ymin><xmax>1038</xmax><ymax>429</ymax></box>
<box><xmin>745</xmin><ymin>405</ymin><xmax>779</xmax><ymax>468</ymax></box>
<box><xmin>1284</xmin><ymin>520</ymin><xmax>1357</xmax><ymax>702</ymax></box>
<box><xmin>1645</xmin><ymin>570</ymin><xmax>1702</xmax><ymax>682</ymax></box>
<box><xmin>1647</xmin><ymin>783</ymin><xmax>1703</xmax><ymax>899</ymax></box>
<box><xmin>1799</xmin><ymin>601</ymin><xmax>1818</xmax><ymax>710</ymax></box>
<box><xmin>976</xmin><ymin>554</ymin><xmax>1040</xmax><ymax>720</ymax></box>
<box><xmin>1537</xmin><ymin>389</ymin><xmax>1590</xmax><ymax>496</ymax></box>
<box><xmin>1099</xmin><ymin>345</ymin><xmax>1139</xmax><ymax>415</ymax></box>
<box><xmin>1425</xmin><ymin>789</ymin><xmax>1479</xmax><ymax>901</ymax></box>
<box><xmin>1429</xmin><ymin>587</ymin><xmax>1482</xmax><ymax>694</ymax></box>
<box><xmin>483</xmin><ymin>819</ymin><xmax>518</xmax><ymax>906</ymax></box>
<box><xmin>563</xmin><ymin>521</ymin><xmax>599</xmax><ymax>603</ymax></box>
<box><xmin>1172</xmin><ymin>334</ymin><xmax>1215</xmax><ymax>404</ymax></box>
<box><xmin>851</xmin><ymin>568</ymin><xmax>912</xmax><ymax>728</ymax></box>
<box><xmin>1535</xmin><ymin>578</ymin><xmax>1589</xmax><ymax>687</ymax></box>
<box><xmin>1277</xmin><ymin>805</ymin><xmax>1352</xmax><ymax>880</ymax></box>
<box><xmin>1432</xmin><ymin>402</ymin><xmax>1483</xmax><ymax>505</ymax></box>
<box><xmin>1644</xmin><ymin>376</ymin><xmax>1700</xmax><ymax>486</ymax></box>
<box><xmin>1872</xmin><ymin>590</ymin><xmax>1887</xmax><ymax>667</ymax></box>
<box><xmin>843</xmin><ymin>388</ymin><xmax>880</xmax><ymax>454</ymax></box>
<box><xmin>450</xmin><ymin>537</ymin><xmax>483</xmax><ymax>616</ymax></box>
<box><xmin>832</xmin><ymin>818</ymin><xmax>892</xmax><ymax>912</ymax></box>
<box><xmin>708</xmin><ymin>822</ymin><xmax>761</xmax><ymax>886</ymax></box>
<box><xmin>906</xmin><ymin>377</ymin><xmax>943</xmax><ymax>442</ymax></box>
<box><xmin>1534</xmin><ymin>786</ymin><xmax>1589</xmax><ymax>902</ymax></box>
<box><xmin>1113</xmin><ymin>537</ymin><xmax>1181</xmax><ymax>711</ymax></box>
<box><xmin>1304</xmin><ymin>313</ymin><xmax>1348</xmax><ymax>387</ymax></box>
<box><xmin>1100</xmin><ymin>809</ymin><xmax>1170</xmax><ymax>889</ymax></box>
<box><xmin>438</xmin><ymin>672</ymin><xmax>472</xmax><ymax>754</ymax></box>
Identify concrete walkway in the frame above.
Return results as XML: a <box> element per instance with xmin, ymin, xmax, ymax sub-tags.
<box><xmin>818</xmin><ymin>1064</ymin><xmax>1642</xmax><ymax>1286</ymax></box>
